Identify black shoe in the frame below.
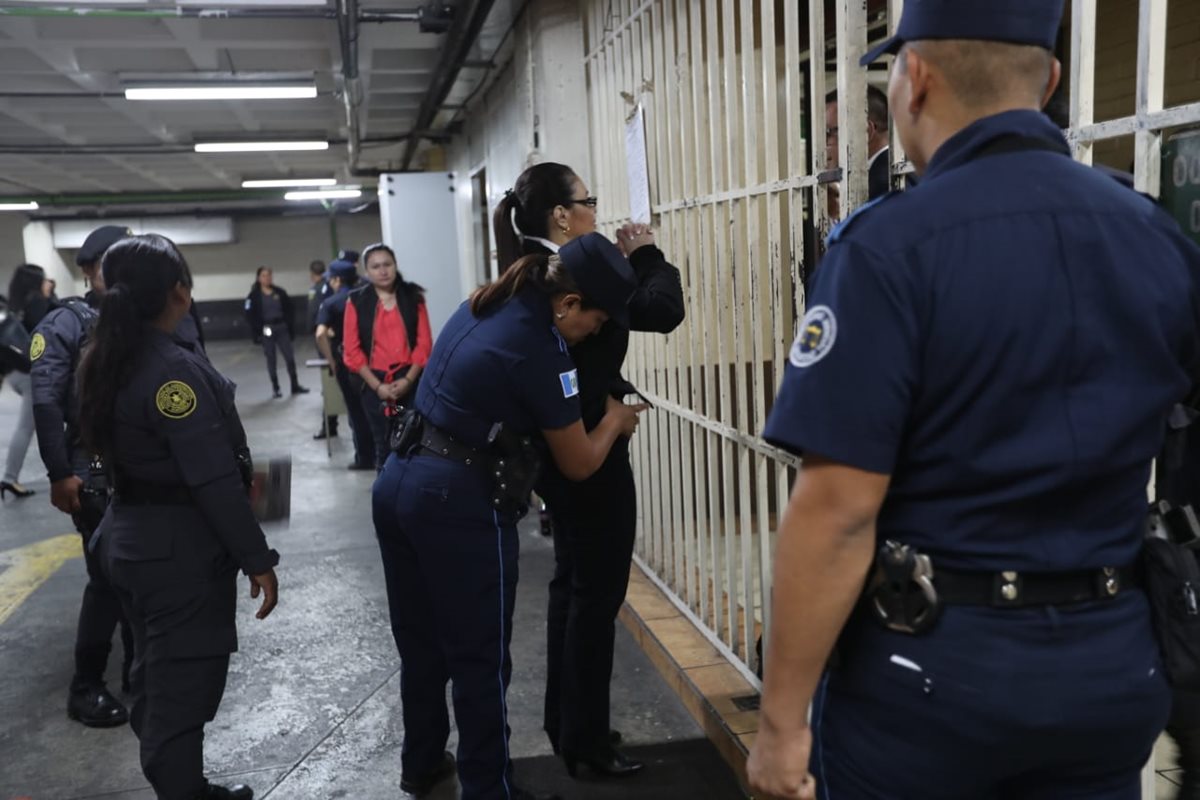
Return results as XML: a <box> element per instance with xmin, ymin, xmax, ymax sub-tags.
<box><xmin>562</xmin><ymin>746</ymin><xmax>643</xmax><ymax>780</ymax></box>
<box><xmin>291</xmin><ymin>384</ymin><xmax>311</xmax><ymax>395</ymax></box>
<box><xmin>347</xmin><ymin>461</ymin><xmax>374</xmax><ymax>471</ymax></box>
<box><xmin>67</xmin><ymin>684</ymin><xmax>128</xmax><ymax>728</ymax></box>
<box><xmin>313</xmin><ymin>428</ymin><xmax>338</xmax><ymax>440</ymax></box>
<box><xmin>400</xmin><ymin>751</ymin><xmax>455</xmax><ymax>797</ymax></box>
<box><xmin>203</xmin><ymin>783</ymin><xmax>253</xmax><ymax>799</ymax></box>
<box><xmin>549</xmin><ymin>729</ymin><xmax>622</xmax><ymax>756</ymax></box>
<box><xmin>0</xmin><ymin>481</ymin><xmax>35</xmax><ymax>499</ymax></box>
<box><xmin>272</xmin><ymin>387</ymin><xmax>283</xmax><ymax>399</ymax></box>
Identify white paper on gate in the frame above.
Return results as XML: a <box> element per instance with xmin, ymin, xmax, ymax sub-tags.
<box><xmin>625</xmin><ymin>104</ymin><xmax>652</xmax><ymax>225</ymax></box>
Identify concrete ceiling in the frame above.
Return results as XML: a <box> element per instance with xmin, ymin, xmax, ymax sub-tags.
<box><xmin>0</xmin><ymin>1</ymin><xmax>462</xmax><ymax>201</ymax></box>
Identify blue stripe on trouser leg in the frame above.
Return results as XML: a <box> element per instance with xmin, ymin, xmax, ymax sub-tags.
<box><xmin>376</xmin><ymin>454</ymin><xmax>519</xmax><ymax>800</ymax></box>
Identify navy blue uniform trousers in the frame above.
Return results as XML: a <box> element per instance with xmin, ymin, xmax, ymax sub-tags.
<box><xmin>98</xmin><ymin>505</ymin><xmax>239</xmax><ymax>800</ymax></box>
<box><xmin>373</xmin><ymin>452</ymin><xmax>520</xmax><ymax>800</ymax></box>
<box><xmin>333</xmin><ymin>360</ymin><xmax>375</xmax><ymax>467</ymax></box>
<box><xmin>72</xmin><ymin>500</ymin><xmax>134</xmax><ymax>689</ymax></box>
<box><xmin>811</xmin><ymin>592</ymin><xmax>1170</xmax><ymax>799</ymax></box>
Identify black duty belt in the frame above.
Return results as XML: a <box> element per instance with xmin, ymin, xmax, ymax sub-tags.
<box><xmin>418</xmin><ymin>424</ymin><xmax>488</xmax><ymax>468</ymax></box>
<box><xmin>934</xmin><ymin>565</ymin><xmax>1140</xmax><ymax>608</ymax></box>
<box><xmin>113</xmin><ymin>482</ymin><xmax>192</xmax><ymax>506</ymax></box>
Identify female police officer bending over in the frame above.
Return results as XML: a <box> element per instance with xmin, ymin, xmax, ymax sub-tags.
<box><xmin>373</xmin><ymin>232</ymin><xmax>645</xmax><ymax>800</ymax></box>
<box><xmin>79</xmin><ymin>235</ymin><xmax>280</xmax><ymax>800</ymax></box>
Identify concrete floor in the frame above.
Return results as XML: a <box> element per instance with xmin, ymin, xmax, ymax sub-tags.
<box><xmin>0</xmin><ymin>340</ymin><xmax>745</xmax><ymax>800</ymax></box>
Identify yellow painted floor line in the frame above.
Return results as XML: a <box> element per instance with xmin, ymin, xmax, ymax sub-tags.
<box><xmin>0</xmin><ymin>534</ymin><xmax>81</xmax><ymax>626</ymax></box>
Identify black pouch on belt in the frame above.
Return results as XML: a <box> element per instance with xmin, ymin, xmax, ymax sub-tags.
<box><xmin>487</xmin><ymin>422</ymin><xmax>542</xmax><ymax>515</ymax></box>
<box><xmin>1145</xmin><ymin>500</ymin><xmax>1200</xmax><ymax>690</ymax></box>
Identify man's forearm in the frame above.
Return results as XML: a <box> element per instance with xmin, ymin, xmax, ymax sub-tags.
<box><xmin>760</xmin><ymin>474</ymin><xmax>878</xmax><ymax>735</ymax></box>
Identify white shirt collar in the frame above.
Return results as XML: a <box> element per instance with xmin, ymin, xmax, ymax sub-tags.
<box><xmin>524</xmin><ymin>235</ymin><xmax>560</xmax><ymax>254</ymax></box>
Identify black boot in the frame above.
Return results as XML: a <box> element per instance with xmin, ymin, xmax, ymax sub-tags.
<box><xmin>291</xmin><ymin>383</ymin><xmax>310</xmax><ymax>395</ymax></box>
<box><xmin>201</xmin><ymin>782</ymin><xmax>253</xmax><ymax>799</ymax></box>
<box><xmin>271</xmin><ymin>380</ymin><xmax>282</xmax><ymax>399</ymax></box>
<box><xmin>561</xmin><ymin>745</ymin><xmax>643</xmax><ymax>779</ymax></box>
<box><xmin>67</xmin><ymin>681</ymin><xmax>128</xmax><ymax>728</ymax></box>
<box><xmin>399</xmin><ymin>750</ymin><xmax>455</xmax><ymax>797</ymax></box>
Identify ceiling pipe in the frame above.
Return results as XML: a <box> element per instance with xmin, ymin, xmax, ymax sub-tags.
<box><xmin>336</xmin><ymin>0</ymin><xmax>361</xmax><ymax>174</ymax></box>
<box><xmin>0</xmin><ymin>5</ymin><xmax>422</xmax><ymax>20</ymax></box>
<box><xmin>400</xmin><ymin>0</ymin><xmax>496</xmax><ymax>171</ymax></box>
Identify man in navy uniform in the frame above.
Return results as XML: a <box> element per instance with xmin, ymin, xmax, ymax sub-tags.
<box><xmin>31</xmin><ymin>224</ymin><xmax>133</xmax><ymax>727</ymax></box>
<box><xmin>748</xmin><ymin>1</ymin><xmax>1200</xmax><ymax>798</ymax></box>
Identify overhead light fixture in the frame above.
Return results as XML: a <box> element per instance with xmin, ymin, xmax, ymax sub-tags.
<box><xmin>0</xmin><ymin>201</ymin><xmax>38</xmax><ymax>211</ymax></box>
<box><xmin>127</xmin><ymin>85</ymin><xmax>317</xmax><ymax>101</ymax></box>
<box><xmin>242</xmin><ymin>178</ymin><xmax>338</xmax><ymax>188</ymax></box>
<box><xmin>195</xmin><ymin>141</ymin><xmax>329</xmax><ymax>153</ymax></box>
<box><xmin>285</xmin><ymin>189</ymin><xmax>363</xmax><ymax>201</ymax></box>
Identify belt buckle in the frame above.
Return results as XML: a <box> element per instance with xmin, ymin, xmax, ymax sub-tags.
<box><xmin>1094</xmin><ymin>566</ymin><xmax>1121</xmax><ymax>599</ymax></box>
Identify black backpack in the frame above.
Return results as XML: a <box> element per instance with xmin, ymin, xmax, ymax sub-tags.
<box><xmin>0</xmin><ymin>295</ymin><xmax>31</xmax><ymax>375</ymax></box>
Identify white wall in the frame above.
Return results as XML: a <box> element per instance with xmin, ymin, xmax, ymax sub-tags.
<box><xmin>0</xmin><ymin>215</ymin><xmax>32</xmax><ymax>295</ymax></box>
<box><xmin>184</xmin><ymin>213</ymin><xmax>381</xmax><ymax>303</ymax></box>
<box><xmin>447</xmin><ymin>0</ymin><xmax>591</xmax><ymax>291</ymax></box>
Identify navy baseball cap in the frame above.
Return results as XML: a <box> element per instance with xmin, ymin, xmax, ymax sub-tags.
<box><xmin>327</xmin><ymin>259</ymin><xmax>357</xmax><ymax>280</ymax></box>
<box><xmin>558</xmin><ymin>233</ymin><xmax>636</xmax><ymax>328</ymax></box>
<box><xmin>861</xmin><ymin>0</ymin><xmax>1065</xmax><ymax>65</ymax></box>
<box><xmin>76</xmin><ymin>224</ymin><xmax>132</xmax><ymax>266</ymax></box>
<box><xmin>337</xmin><ymin>248</ymin><xmax>360</xmax><ymax>263</ymax></box>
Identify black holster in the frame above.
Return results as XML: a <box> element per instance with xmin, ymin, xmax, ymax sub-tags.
<box><xmin>390</xmin><ymin>407</ymin><xmax>424</xmax><ymax>456</ymax></box>
<box><xmin>486</xmin><ymin>423</ymin><xmax>542</xmax><ymax>517</ymax></box>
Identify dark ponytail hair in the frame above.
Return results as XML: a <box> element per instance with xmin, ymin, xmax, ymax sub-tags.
<box><xmin>8</xmin><ymin>263</ymin><xmax>46</xmax><ymax>319</ymax></box>
<box><xmin>362</xmin><ymin>242</ymin><xmax>425</xmax><ymax>298</ymax></box>
<box><xmin>469</xmin><ymin>253</ymin><xmax>594</xmax><ymax>317</ymax></box>
<box><xmin>493</xmin><ymin>162</ymin><xmax>579</xmax><ymax>273</ymax></box>
<box><xmin>79</xmin><ymin>234</ymin><xmax>193</xmax><ymax>458</ymax></box>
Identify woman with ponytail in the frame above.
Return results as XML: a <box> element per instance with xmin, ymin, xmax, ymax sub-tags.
<box><xmin>497</xmin><ymin>162</ymin><xmax>686</xmax><ymax>778</ymax></box>
<box><xmin>373</xmin><ymin>233</ymin><xmax>647</xmax><ymax>800</ymax></box>
<box><xmin>79</xmin><ymin>235</ymin><xmax>279</xmax><ymax>800</ymax></box>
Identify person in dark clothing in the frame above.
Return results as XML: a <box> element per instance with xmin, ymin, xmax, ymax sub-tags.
<box><xmin>315</xmin><ymin>259</ymin><xmax>375</xmax><ymax>470</ymax></box>
<box><xmin>341</xmin><ymin>244</ymin><xmax>433</xmax><ymax>471</ymax></box>
<box><xmin>80</xmin><ymin>234</ymin><xmax>279</xmax><ymax>800</ymax></box>
<box><xmin>244</xmin><ymin>267</ymin><xmax>308</xmax><ymax>399</ymax></box>
<box><xmin>2</xmin><ymin>263</ymin><xmax>54</xmax><ymax>497</ymax></box>
<box><xmin>494</xmin><ymin>162</ymin><xmax>685</xmax><ymax>778</ymax></box>
<box><xmin>306</xmin><ymin>259</ymin><xmax>337</xmax><ymax>440</ymax></box>
<box><xmin>31</xmin><ymin>225</ymin><xmax>135</xmax><ymax>728</ymax></box>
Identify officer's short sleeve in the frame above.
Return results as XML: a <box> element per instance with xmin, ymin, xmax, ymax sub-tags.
<box><xmin>513</xmin><ymin>338</ymin><xmax>583</xmax><ymax>432</ymax></box>
<box><xmin>762</xmin><ymin>238</ymin><xmax>918</xmax><ymax>474</ymax></box>
<box><xmin>316</xmin><ymin>296</ymin><xmax>334</xmax><ymax>328</ymax></box>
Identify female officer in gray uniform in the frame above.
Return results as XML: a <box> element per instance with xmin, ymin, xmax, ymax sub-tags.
<box><xmin>372</xmin><ymin>232</ymin><xmax>646</xmax><ymax>800</ymax></box>
<box><xmin>79</xmin><ymin>235</ymin><xmax>280</xmax><ymax>800</ymax></box>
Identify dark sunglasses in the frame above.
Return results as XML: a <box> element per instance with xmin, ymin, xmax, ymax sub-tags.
<box><xmin>565</xmin><ymin>196</ymin><xmax>599</xmax><ymax>208</ymax></box>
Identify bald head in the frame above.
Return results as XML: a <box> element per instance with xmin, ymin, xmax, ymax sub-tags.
<box><xmin>907</xmin><ymin>39</ymin><xmax>1056</xmax><ymax>110</ymax></box>
<box><xmin>888</xmin><ymin>38</ymin><xmax>1061</xmax><ymax>173</ymax></box>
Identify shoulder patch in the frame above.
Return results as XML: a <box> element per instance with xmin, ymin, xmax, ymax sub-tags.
<box><xmin>29</xmin><ymin>333</ymin><xmax>45</xmax><ymax>361</ymax></box>
<box><xmin>789</xmin><ymin>305</ymin><xmax>837</xmax><ymax>368</ymax></box>
<box><xmin>828</xmin><ymin>191</ymin><xmax>898</xmax><ymax>246</ymax></box>
<box><xmin>155</xmin><ymin>380</ymin><xmax>198</xmax><ymax>419</ymax></box>
<box><xmin>559</xmin><ymin>369</ymin><xmax>580</xmax><ymax>398</ymax></box>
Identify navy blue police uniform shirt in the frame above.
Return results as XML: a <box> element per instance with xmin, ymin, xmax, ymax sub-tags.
<box><xmin>315</xmin><ymin>284</ymin><xmax>352</xmax><ymax>343</ymax></box>
<box><xmin>108</xmin><ymin>327</ymin><xmax>278</xmax><ymax>576</ymax></box>
<box><xmin>31</xmin><ymin>294</ymin><xmax>209</xmax><ymax>482</ymax></box>
<box><xmin>763</xmin><ymin>110</ymin><xmax>1200</xmax><ymax>573</ymax></box>
<box><xmin>416</xmin><ymin>286</ymin><xmax>582</xmax><ymax>449</ymax></box>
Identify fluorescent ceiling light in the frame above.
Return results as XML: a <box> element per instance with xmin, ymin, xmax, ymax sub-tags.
<box><xmin>285</xmin><ymin>189</ymin><xmax>363</xmax><ymax>201</ymax></box>
<box><xmin>195</xmin><ymin>141</ymin><xmax>329</xmax><ymax>153</ymax></box>
<box><xmin>242</xmin><ymin>177</ymin><xmax>338</xmax><ymax>188</ymax></box>
<box><xmin>127</xmin><ymin>86</ymin><xmax>317</xmax><ymax>101</ymax></box>
<box><xmin>0</xmin><ymin>202</ymin><xmax>38</xmax><ymax>211</ymax></box>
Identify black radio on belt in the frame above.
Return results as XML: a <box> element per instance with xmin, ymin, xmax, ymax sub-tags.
<box><xmin>866</xmin><ymin>540</ymin><xmax>943</xmax><ymax>635</ymax></box>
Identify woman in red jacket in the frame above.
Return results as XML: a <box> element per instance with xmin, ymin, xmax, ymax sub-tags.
<box><xmin>342</xmin><ymin>243</ymin><xmax>433</xmax><ymax>470</ymax></box>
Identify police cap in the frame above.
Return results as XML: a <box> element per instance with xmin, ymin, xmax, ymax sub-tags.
<box><xmin>861</xmin><ymin>0</ymin><xmax>1065</xmax><ymax>65</ymax></box>
<box><xmin>337</xmin><ymin>248</ymin><xmax>360</xmax><ymax>264</ymax></box>
<box><xmin>558</xmin><ymin>232</ymin><xmax>636</xmax><ymax>328</ymax></box>
<box><xmin>327</xmin><ymin>259</ymin><xmax>357</xmax><ymax>280</ymax></box>
<box><xmin>76</xmin><ymin>225</ymin><xmax>132</xmax><ymax>267</ymax></box>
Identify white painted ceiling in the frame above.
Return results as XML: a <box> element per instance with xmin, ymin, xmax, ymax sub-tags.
<box><xmin>0</xmin><ymin>2</ymin><xmax>459</xmax><ymax>199</ymax></box>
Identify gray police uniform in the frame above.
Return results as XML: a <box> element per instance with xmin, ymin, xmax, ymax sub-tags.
<box><xmin>95</xmin><ymin>328</ymin><xmax>278</xmax><ymax>799</ymax></box>
<box><xmin>763</xmin><ymin>1</ymin><xmax>1200</xmax><ymax>796</ymax></box>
